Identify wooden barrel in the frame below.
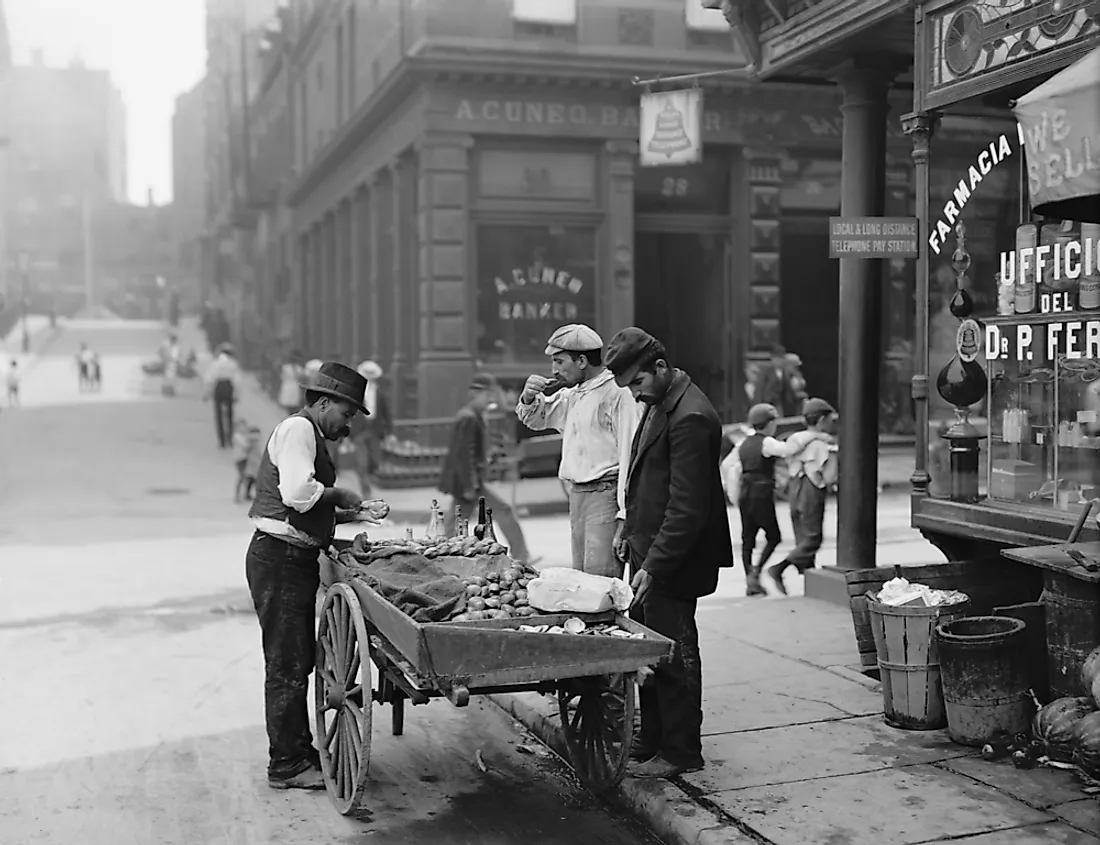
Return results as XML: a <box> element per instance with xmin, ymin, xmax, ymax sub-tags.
<box><xmin>867</xmin><ymin>592</ymin><xmax>971</xmax><ymax>730</ymax></box>
<box><xmin>937</xmin><ymin>616</ymin><xmax>1033</xmax><ymax>746</ymax></box>
<box><xmin>1042</xmin><ymin>573</ymin><xmax>1100</xmax><ymax>699</ymax></box>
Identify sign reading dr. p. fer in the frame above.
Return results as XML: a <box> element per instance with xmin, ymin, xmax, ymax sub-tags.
<box><xmin>829</xmin><ymin>217</ymin><xmax>919</xmax><ymax>259</ymax></box>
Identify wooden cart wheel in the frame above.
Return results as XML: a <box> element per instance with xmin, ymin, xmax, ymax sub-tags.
<box><xmin>557</xmin><ymin>673</ymin><xmax>635</xmax><ymax>793</ymax></box>
<box><xmin>314</xmin><ymin>583</ymin><xmax>372</xmax><ymax>815</ymax></box>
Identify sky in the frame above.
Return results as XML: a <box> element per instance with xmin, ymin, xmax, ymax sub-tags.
<box><xmin>7</xmin><ymin>0</ymin><xmax>206</xmax><ymax>206</ymax></box>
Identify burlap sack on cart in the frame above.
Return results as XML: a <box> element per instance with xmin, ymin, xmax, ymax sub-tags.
<box><xmin>339</xmin><ymin>552</ymin><xmax>467</xmax><ymax>623</ymax></box>
<box><xmin>526</xmin><ymin>567</ymin><xmax>633</xmax><ymax>614</ymax></box>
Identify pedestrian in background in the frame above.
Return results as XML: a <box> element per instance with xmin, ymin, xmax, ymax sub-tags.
<box><xmin>751</xmin><ymin>344</ymin><xmax>801</xmax><ymax>417</ymax></box>
<box><xmin>351</xmin><ymin>360</ymin><xmax>392</xmax><ymax>498</ymax></box>
<box><xmin>6</xmin><ymin>359</ymin><xmax>19</xmax><ymax>407</ymax></box>
<box><xmin>516</xmin><ymin>324</ymin><xmax>639</xmax><ymax>578</ymax></box>
<box><xmin>606</xmin><ymin>328</ymin><xmax>733</xmax><ymax>779</ymax></box>
<box><xmin>205</xmin><ymin>342</ymin><xmax>242</xmax><ymax>449</ymax></box>
<box><xmin>278</xmin><ymin>350</ymin><xmax>304</xmax><ymax>416</ymax></box>
<box><xmin>766</xmin><ymin>398</ymin><xmax>839</xmax><ymax>595</ymax></box>
<box><xmin>786</xmin><ymin>353</ymin><xmax>808</xmax><ymax>414</ymax></box>
<box><xmin>439</xmin><ymin>373</ymin><xmax>532</xmax><ymax>563</ymax></box>
<box><xmin>724</xmin><ymin>403</ymin><xmax>832</xmax><ymax>597</ymax></box>
<box><xmin>232</xmin><ymin>419</ymin><xmax>253</xmax><ymax>502</ymax></box>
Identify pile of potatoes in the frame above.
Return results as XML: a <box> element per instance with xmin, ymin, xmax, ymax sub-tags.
<box><xmin>422</xmin><ymin>535</ymin><xmax>507</xmax><ymax>559</ymax></box>
<box><xmin>449</xmin><ymin>563</ymin><xmax>542</xmax><ymax>622</ymax></box>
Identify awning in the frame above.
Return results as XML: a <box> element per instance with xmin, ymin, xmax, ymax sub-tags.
<box><xmin>1013</xmin><ymin>46</ymin><xmax>1100</xmax><ymax>223</ymax></box>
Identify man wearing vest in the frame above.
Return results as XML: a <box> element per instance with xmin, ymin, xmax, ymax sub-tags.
<box><xmin>724</xmin><ymin>403</ymin><xmax>831</xmax><ymax>597</ymax></box>
<box><xmin>245</xmin><ymin>362</ymin><xmax>384</xmax><ymax>790</ymax></box>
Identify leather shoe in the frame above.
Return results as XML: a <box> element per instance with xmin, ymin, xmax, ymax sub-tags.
<box><xmin>628</xmin><ymin>754</ymin><xmax>702</xmax><ymax>779</ymax></box>
<box><xmin>629</xmin><ymin>743</ymin><xmax>657</xmax><ymax>762</ymax></box>
<box><xmin>766</xmin><ymin>562</ymin><xmax>789</xmax><ymax>595</ymax></box>
<box><xmin>268</xmin><ymin>765</ymin><xmax>326</xmax><ymax>790</ymax></box>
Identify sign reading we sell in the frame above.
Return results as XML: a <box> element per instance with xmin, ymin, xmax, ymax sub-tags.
<box><xmin>829</xmin><ymin>217</ymin><xmax>919</xmax><ymax>259</ymax></box>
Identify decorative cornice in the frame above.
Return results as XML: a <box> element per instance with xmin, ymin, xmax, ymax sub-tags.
<box><xmin>760</xmin><ymin>0</ymin><xmax>911</xmax><ymax>73</ymax></box>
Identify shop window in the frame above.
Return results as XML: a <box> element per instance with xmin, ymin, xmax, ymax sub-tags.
<box><xmin>634</xmin><ymin>158</ymin><xmax>731</xmax><ymax>215</ymax></box>
<box><xmin>477</xmin><ymin>150</ymin><xmax>596</xmax><ymax>202</ymax></box>
<box><xmin>476</xmin><ymin>224</ymin><xmax>597</xmax><ymax>364</ymax></box>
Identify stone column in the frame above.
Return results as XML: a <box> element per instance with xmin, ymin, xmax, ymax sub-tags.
<box><xmin>333</xmin><ymin>201</ymin><xmax>349</xmax><ymax>361</ymax></box>
<box><xmin>902</xmin><ymin>111</ymin><xmax>940</xmax><ymax>497</ymax></box>
<box><xmin>375</xmin><ymin>169</ymin><xmax>395</xmax><ymax>368</ymax></box>
<box><xmin>365</xmin><ymin>174</ymin><xmax>381</xmax><ymax>360</ymax></box>
<box><xmin>312</xmin><ymin>225</ymin><xmax>324</xmax><ymax>355</ymax></box>
<box><xmin>603</xmin><ymin>141</ymin><xmax>637</xmax><ymax>336</ymax></box>
<box><xmin>388</xmin><ymin>155</ymin><xmax>408</xmax><ymax>417</ymax></box>
<box><xmin>415</xmin><ymin>133</ymin><xmax>474</xmax><ymax>419</ymax></box>
<box><xmin>321</xmin><ymin>213</ymin><xmax>337</xmax><ymax>356</ymax></box>
<box><xmin>348</xmin><ymin>187</ymin><xmax>364</xmax><ymax>360</ymax></box>
<box><xmin>834</xmin><ymin>59</ymin><xmax>896</xmax><ymax>570</ymax></box>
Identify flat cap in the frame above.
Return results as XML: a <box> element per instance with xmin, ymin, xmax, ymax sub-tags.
<box><xmin>606</xmin><ymin>327</ymin><xmax>660</xmax><ymax>387</ymax></box>
<box><xmin>748</xmin><ymin>403</ymin><xmax>779</xmax><ymax>427</ymax></box>
<box><xmin>803</xmin><ymin>397</ymin><xmax>837</xmax><ymax>418</ymax></box>
<box><xmin>544</xmin><ymin>323</ymin><xmax>603</xmax><ymax>356</ymax></box>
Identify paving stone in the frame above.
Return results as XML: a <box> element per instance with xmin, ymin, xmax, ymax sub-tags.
<box><xmin>706</xmin><ymin>764</ymin><xmax>1053</xmax><ymax>845</ymax></box>
<box><xmin>1049</xmin><ymin>798</ymin><xmax>1100</xmax><ymax>835</ymax></box>
<box><xmin>688</xmin><ymin>715</ymin><xmax>971</xmax><ymax>792</ymax></box>
<box><xmin>936</xmin><ymin>821</ymin><xmax>1099</xmax><ymax>843</ymax></box>
<box><xmin>938</xmin><ymin>756</ymin><xmax>1090</xmax><ymax>809</ymax></box>
<box><xmin>702</xmin><ymin>667</ymin><xmax>881</xmax><ymax>735</ymax></box>
<box><xmin>700</xmin><ymin>641</ymin><xmax>810</xmax><ymax>684</ymax></box>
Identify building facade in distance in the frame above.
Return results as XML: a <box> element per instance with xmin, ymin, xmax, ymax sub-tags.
<box><xmin>172</xmin><ymin>77</ymin><xmax>209</xmax><ymax>309</ymax></box>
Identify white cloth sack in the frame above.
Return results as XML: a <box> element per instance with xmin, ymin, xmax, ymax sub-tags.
<box><xmin>526</xmin><ymin>567</ymin><xmax>633</xmax><ymax>614</ymax></box>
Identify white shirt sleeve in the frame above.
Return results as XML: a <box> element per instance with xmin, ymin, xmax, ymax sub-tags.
<box><xmin>762</xmin><ymin>433</ymin><xmax>819</xmax><ymax>458</ymax></box>
<box><xmin>611</xmin><ymin>388</ymin><xmax>642</xmax><ymax>520</ymax></box>
<box><xmin>267</xmin><ymin>417</ymin><xmax>326</xmax><ymax>513</ymax></box>
<box><xmin>515</xmin><ymin>389</ymin><xmax>571</xmax><ymax>433</ymax></box>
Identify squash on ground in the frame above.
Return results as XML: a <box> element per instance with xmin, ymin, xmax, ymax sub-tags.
<box><xmin>1032</xmin><ymin>696</ymin><xmax>1097</xmax><ymax>763</ymax></box>
<box><xmin>1071</xmin><ymin>710</ymin><xmax>1100</xmax><ymax>777</ymax></box>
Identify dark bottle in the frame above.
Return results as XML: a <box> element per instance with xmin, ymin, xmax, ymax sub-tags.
<box><xmin>484</xmin><ymin>508</ymin><xmax>499</xmax><ymax>544</ymax></box>
<box><xmin>473</xmin><ymin>496</ymin><xmax>488</xmax><ymax>540</ymax></box>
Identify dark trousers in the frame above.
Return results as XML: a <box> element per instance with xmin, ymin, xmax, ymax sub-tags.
<box><xmin>630</xmin><ymin>584</ymin><xmax>704</xmax><ymax>769</ymax></box>
<box><xmin>784</xmin><ymin>475</ymin><xmax>826</xmax><ymax>571</ymax></box>
<box><xmin>739</xmin><ymin>482</ymin><xmax>781</xmax><ymax>575</ymax></box>
<box><xmin>213</xmin><ymin>380</ymin><xmax>234</xmax><ymax>448</ymax></box>
<box><xmin>244</xmin><ymin>532</ymin><xmax>322</xmax><ymax>779</ymax></box>
<box><xmin>444</xmin><ymin>486</ymin><xmax>531</xmax><ymax>562</ymax></box>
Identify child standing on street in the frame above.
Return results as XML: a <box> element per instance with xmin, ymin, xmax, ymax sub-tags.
<box><xmin>232</xmin><ymin>419</ymin><xmax>252</xmax><ymax>502</ymax></box>
<box><xmin>724</xmin><ymin>403</ymin><xmax>830</xmax><ymax>597</ymax></box>
<box><xmin>5</xmin><ymin>360</ymin><xmax>19</xmax><ymax>407</ymax></box>
<box><xmin>767</xmin><ymin>398</ymin><xmax>839</xmax><ymax>595</ymax></box>
<box><xmin>241</xmin><ymin>425</ymin><xmax>263</xmax><ymax>501</ymax></box>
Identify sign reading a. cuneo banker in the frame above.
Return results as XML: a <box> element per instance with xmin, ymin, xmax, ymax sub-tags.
<box><xmin>829</xmin><ymin>217</ymin><xmax>919</xmax><ymax>259</ymax></box>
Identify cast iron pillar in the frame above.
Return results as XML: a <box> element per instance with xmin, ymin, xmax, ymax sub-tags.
<box><xmin>834</xmin><ymin>59</ymin><xmax>896</xmax><ymax>570</ymax></box>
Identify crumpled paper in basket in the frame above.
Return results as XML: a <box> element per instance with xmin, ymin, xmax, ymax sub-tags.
<box><xmin>876</xmin><ymin>576</ymin><xmax>968</xmax><ymax>608</ymax></box>
<box><xmin>526</xmin><ymin>567</ymin><xmax>633</xmax><ymax>614</ymax></box>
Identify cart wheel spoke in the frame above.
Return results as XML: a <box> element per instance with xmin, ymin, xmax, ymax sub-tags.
<box><xmin>315</xmin><ymin>583</ymin><xmax>373</xmax><ymax>814</ymax></box>
<box><xmin>557</xmin><ymin>674</ymin><xmax>635</xmax><ymax>794</ymax></box>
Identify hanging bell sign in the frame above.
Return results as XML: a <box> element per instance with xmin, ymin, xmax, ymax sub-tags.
<box><xmin>639</xmin><ymin>87</ymin><xmax>703</xmax><ymax>168</ymax></box>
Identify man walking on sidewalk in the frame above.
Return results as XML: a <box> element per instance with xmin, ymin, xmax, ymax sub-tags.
<box><xmin>516</xmin><ymin>324</ymin><xmax>640</xmax><ymax>578</ymax></box>
<box><xmin>767</xmin><ymin>398</ymin><xmax>839</xmax><ymax>595</ymax></box>
<box><xmin>607</xmin><ymin>328</ymin><xmax>733</xmax><ymax>779</ymax></box>
<box><xmin>439</xmin><ymin>373</ymin><xmax>532</xmax><ymax>563</ymax></box>
<box><xmin>205</xmin><ymin>342</ymin><xmax>242</xmax><ymax>449</ymax></box>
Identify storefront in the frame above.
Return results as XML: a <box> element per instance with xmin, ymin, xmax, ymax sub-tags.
<box><xmin>288</xmin><ymin>70</ymin><xmax>1004</xmax><ymax>421</ymax></box>
<box><xmin>909</xmin><ymin>0</ymin><xmax>1100</xmax><ymax>559</ymax></box>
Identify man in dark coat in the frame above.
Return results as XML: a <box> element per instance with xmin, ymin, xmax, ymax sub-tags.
<box><xmin>438</xmin><ymin>373</ymin><xmax>531</xmax><ymax>562</ymax></box>
<box><xmin>607</xmin><ymin>327</ymin><xmax>733</xmax><ymax>779</ymax></box>
<box><xmin>751</xmin><ymin>344</ymin><xmax>801</xmax><ymax>417</ymax></box>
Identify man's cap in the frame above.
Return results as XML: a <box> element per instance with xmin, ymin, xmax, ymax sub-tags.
<box><xmin>357</xmin><ymin>360</ymin><xmax>383</xmax><ymax>380</ymax></box>
<box><xmin>469</xmin><ymin>372</ymin><xmax>498</xmax><ymax>391</ymax></box>
<box><xmin>606</xmin><ymin>327</ymin><xmax>661</xmax><ymax>388</ymax></box>
<box><xmin>748</xmin><ymin>403</ymin><xmax>779</xmax><ymax>427</ymax></box>
<box><xmin>803</xmin><ymin>397</ymin><xmax>837</xmax><ymax>418</ymax></box>
<box><xmin>544</xmin><ymin>324</ymin><xmax>603</xmax><ymax>356</ymax></box>
<box><xmin>217</xmin><ymin>342</ymin><xmax>236</xmax><ymax>357</ymax></box>
<box><xmin>299</xmin><ymin>362</ymin><xmax>370</xmax><ymax>416</ymax></box>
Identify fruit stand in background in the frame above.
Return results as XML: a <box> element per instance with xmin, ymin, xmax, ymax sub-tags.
<box><xmin>312</xmin><ymin>497</ymin><xmax>673</xmax><ymax>815</ymax></box>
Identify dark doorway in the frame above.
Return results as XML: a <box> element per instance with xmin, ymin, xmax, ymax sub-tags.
<box><xmin>779</xmin><ymin>214</ymin><xmax>839</xmax><ymax>408</ymax></box>
<box><xmin>634</xmin><ymin>230</ymin><xmax>732</xmax><ymax>418</ymax></box>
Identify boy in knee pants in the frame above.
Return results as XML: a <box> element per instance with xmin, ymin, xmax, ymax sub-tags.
<box><xmin>725</xmin><ymin>403</ymin><xmax>829</xmax><ymax>597</ymax></box>
<box><xmin>767</xmin><ymin>398</ymin><xmax>838</xmax><ymax>595</ymax></box>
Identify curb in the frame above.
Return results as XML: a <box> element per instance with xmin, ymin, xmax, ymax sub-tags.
<box><xmin>489</xmin><ymin>691</ymin><xmax>766</xmax><ymax>845</ymax></box>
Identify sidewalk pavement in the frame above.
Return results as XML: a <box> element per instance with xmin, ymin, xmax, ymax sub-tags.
<box><xmin>491</xmin><ymin>595</ymin><xmax>1099</xmax><ymax>845</ymax></box>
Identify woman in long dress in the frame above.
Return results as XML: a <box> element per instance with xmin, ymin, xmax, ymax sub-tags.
<box><xmin>277</xmin><ymin>350</ymin><xmax>303</xmax><ymax>416</ymax></box>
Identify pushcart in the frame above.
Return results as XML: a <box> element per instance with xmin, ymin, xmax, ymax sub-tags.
<box><xmin>315</xmin><ymin>553</ymin><xmax>674</xmax><ymax>814</ymax></box>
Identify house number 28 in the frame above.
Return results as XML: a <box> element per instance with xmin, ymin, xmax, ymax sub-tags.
<box><xmin>661</xmin><ymin>177</ymin><xmax>689</xmax><ymax>197</ymax></box>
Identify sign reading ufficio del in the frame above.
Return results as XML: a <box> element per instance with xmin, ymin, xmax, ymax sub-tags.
<box><xmin>829</xmin><ymin>217</ymin><xmax>919</xmax><ymax>259</ymax></box>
